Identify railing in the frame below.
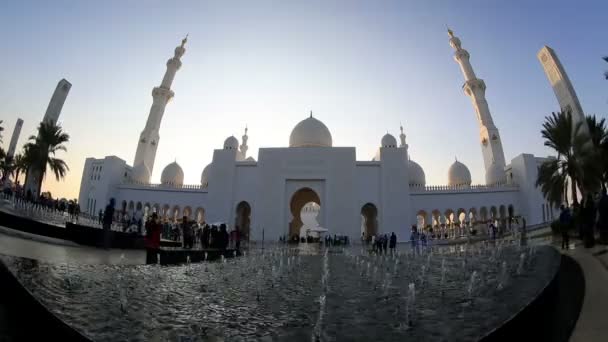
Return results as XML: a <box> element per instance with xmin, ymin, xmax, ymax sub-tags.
<box><xmin>410</xmin><ymin>183</ymin><xmax>518</xmax><ymax>192</ymax></box>
<box><xmin>120</xmin><ymin>181</ymin><xmax>207</xmax><ymax>191</ymax></box>
<box><xmin>4</xmin><ymin>197</ymin><xmax>125</xmax><ymax>232</ymax></box>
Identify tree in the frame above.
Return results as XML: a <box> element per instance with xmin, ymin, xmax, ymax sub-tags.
<box><xmin>0</xmin><ymin>120</ymin><xmax>4</xmax><ymax>144</ymax></box>
<box><xmin>536</xmin><ymin>111</ymin><xmax>596</xmax><ymax>206</ymax></box>
<box><xmin>12</xmin><ymin>153</ymin><xmax>27</xmax><ymax>185</ymax></box>
<box><xmin>604</xmin><ymin>56</ymin><xmax>608</xmax><ymax>80</ymax></box>
<box><xmin>0</xmin><ymin>154</ymin><xmax>15</xmax><ymax>181</ymax></box>
<box><xmin>585</xmin><ymin>115</ymin><xmax>608</xmax><ymax>189</ymax></box>
<box><xmin>23</xmin><ymin>122</ymin><xmax>70</xmax><ymax>196</ymax></box>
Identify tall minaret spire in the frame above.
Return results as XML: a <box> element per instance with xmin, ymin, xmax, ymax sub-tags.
<box><xmin>399</xmin><ymin>123</ymin><xmax>406</xmax><ymax>148</ymax></box>
<box><xmin>133</xmin><ymin>36</ymin><xmax>187</xmax><ymax>182</ymax></box>
<box><xmin>448</xmin><ymin>29</ymin><xmax>506</xmax><ymax>185</ymax></box>
<box><xmin>239</xmin><ymin>126</ymin><xmax>249</xmax><ymax>157</ymax></box>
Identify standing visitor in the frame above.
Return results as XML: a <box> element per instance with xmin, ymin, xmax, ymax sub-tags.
<box><xmin>181</xmin><ymin>216</ymin><xmax>192</xmax><ymax>248</ymax></box>
<box><xmin>219</xmin><ymin>224</ymin><xmax>229</xmax><ymax>250</ymax></box>
<box><xmin>201</xmin><ymin>224</ymin><xmax>210</xmax><ymax>248</ymax></box>
<box><xmin>382</xmin><ymin>234</ymin><xmax>388</xmax><ymax>252</ymax></box>
<box><xmin>583</xmin><ymin>194</ymin><xmax>596</xmax><ymax>248</ymax></box>
<box><xmin>145</xmin><ymin>213</ymin><xmax>161</xmax><ymax>264</ymax></box>
<box><xmin>389</xmin><ymin>232</ymin><xmax>397</xmax><ymax>252</ymax></box>
<box><xmin>102</xmin><ymin>198</ymin><xmax>115</xmax><ymax>249</ymax></box>
<box><xmin>520</xmin><ymin>217</ymin><xmax>527</xmax><ymax>246</ymax></box>
<box><xmin>597</xmin><ymin>189</ymin><xmax>608</xmax><ymax>244</ymax></box>
<box><xmin>134</xmin><ymin>208</ymin><xmax>144</xmax><ymax>235</ymax></box>
<box><xmin>559</xmin><ymin>205</ymin><xmax>571</xmax><ymax>250</ymax></box>
<box><xmin>410</xmin><ymin>225</ymin><xmax>418</xmax><ymax>249</ymax></box>
<box><xmin>74</xmin><ymin>203</ymin><xmax>80</xmax><ymax>222</ymax></box>
<box><xmin>98</xmin><ymin>209</ymin><xmax>104</xmax><ymax>225</ymax></box>
<box><xmin>234</xmin><ymin>227</ymin><xmax>241</xmax><ymax>250</ymax></box>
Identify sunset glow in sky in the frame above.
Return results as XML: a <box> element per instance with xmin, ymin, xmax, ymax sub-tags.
<box><xmin>0</xmin><ymin>0</ymin><xmax>606</xmax><ymax>199</ymax></box>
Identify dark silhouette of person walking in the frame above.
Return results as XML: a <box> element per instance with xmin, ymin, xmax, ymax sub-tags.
<box><xmin>582</xmin><ymin>194</ymin><xmax>596</xmax><ymax>248</ymax></box>
<box><xmin>597</xmin><ymin>189</ymin><xmax>608</xmax><ymax>244</ymax></box>
<box><xmin>145</xmin><ymin>213</ymin><xmax>162</xmax><ymax>264</ymax></box>
<box><xmin>102</xmin><ymin>198</ymin><xmax>115</xmax><ymax>249</ymax></box>
<box><xmin>559</xmin><ymin>205</ymin><xmax>571</xmax><ymax>250</ymax></box>
<box><xmin>389</xmin><ymin>232</ymin><xmax>397</xmax><ymax>252</ymax></box>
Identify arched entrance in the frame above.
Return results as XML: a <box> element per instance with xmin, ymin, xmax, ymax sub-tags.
<box><xmin>289</xmin><ymin>188</ymin><xmax>321</xmax><ymax>239</ymax></box>
<box><xmin>235</xmin><ymin>201</ymin><xmax>252</xmax><ymax>241</ymax></box>
<box><xmin>361</xmin><ymin>203</ymin><xmax>378</xmax><ymax>240</ymax></box>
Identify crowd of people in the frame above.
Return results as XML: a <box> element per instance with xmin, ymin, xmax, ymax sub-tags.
<box><xmin>4</xmin><ymin>182</ymin><xmax>83</xmax><ymax>222</ymax></box>
<box><xmin>366</xmin><ymin>232</ymin><xmax>397</xmax><ymax>253</ymax></box>
<box><xmin>558</xmin><ymin>189</ymin><xmax>608</xmax><ymax>249</ymax></box>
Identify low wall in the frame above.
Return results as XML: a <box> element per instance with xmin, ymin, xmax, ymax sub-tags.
<box><xmin>0</xmin><ymin>210</ymin><xmax>68</xmax><ymax>240</ymax></box>
<box><xmin>0</xmin><ymin>259</ymin><xmax>90</xmax><ymax>341</ymax></box>
<box><xmin>481</xmin><ymin>253</ymin><xmax>584</xmax><ymax>342</ymax></box>
<box><xmin>66</xmin><ymin>222</ymin><xmax>144</xmax><ymax>249</ymax></box>
<box><xmin>0</xmin><ymin>210</ymin><xmax>148</xmax><ymax>249</ymax></box>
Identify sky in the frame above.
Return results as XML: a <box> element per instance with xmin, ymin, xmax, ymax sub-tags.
<box><xmin>0</xmin><ymin>0</ymin><xmax>606</xmax><ymax>200</ymax></box>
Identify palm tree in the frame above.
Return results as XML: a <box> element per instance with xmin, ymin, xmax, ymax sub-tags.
<box><xmin>585</xmin><ymin>115</ymin><xmax>608</xmax><ymax>188</ymax></box>
<box><xmin>0</xmin><ymin>154</ymin><xmax>15</xmax><ymax>181</ymax></box>
<box><xmin>0</xmin><ymin>120</ymin><xmax>4</xmax><ymax>144</ymax></box>
<box><xmin>604</xmin><ymin>56</ymin><xmax>608</xmax><ymax>80</ymax></box>
<box><xmin>12</xmin><ymin>153</ymin><xmax>27</xmax><ymax>185</ymax></box>
<box><xmin>23</xmin><ymin>122</ymin><xmax>70</xmax><ymax>196</ymax></box>
<box><xmin>536</xmin><ymin>111</ymin><xmax>595</xmax><ymax>206</ymax></box>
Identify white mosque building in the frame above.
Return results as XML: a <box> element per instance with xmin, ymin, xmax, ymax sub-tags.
<box><xmin>78</xmin><ymin>31</ymin><xmax>557</xmax><ymax>242</ymax></box>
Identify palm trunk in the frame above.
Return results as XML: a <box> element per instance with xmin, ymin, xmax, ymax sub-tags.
<box><xmin>571</xmin><ymin>176</ymin><xmax>579</xmax><ymax>206</ymax></box>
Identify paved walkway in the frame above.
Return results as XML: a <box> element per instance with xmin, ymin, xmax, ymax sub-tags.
<box><xmin>559</xmin><ymin>239</ymin><xmax>608</xmax><ymax>342</ymax></box>
<box><xmin>0</xmin><ymin>225</ymin><xmax>145</xmax><ymax>265</ymax></box>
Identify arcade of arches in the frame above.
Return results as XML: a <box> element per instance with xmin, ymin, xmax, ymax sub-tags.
<box><xmin>415</xmin><ymin>204</ymin><xmax>516</xmax><ymax>231</ymax></box>
<box><xmin>119</xmin><ymin>200</ymin><xmax>207</xmax><ymax>224</ymax></box>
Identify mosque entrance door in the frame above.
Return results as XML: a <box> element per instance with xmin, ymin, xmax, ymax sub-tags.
<box><xmin>288</xmin><ymin>187</ymin><xmax>321</xmax><ymax>240</ymax></box>
<box><xmin>235</xmin><ymin>201</ymin><xmax>251</xmax><ymax>241</ymax></box>
<box><xmin>360</xmin><ymin>203</ymin><xmax>378</xmax><ymax>242</ymax></box>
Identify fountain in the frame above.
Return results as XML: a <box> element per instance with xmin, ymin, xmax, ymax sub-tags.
<box><xmin>0</xmin><ymin>239</ymin><xmax>561</xmax><ymax>342</ymax></box>
<box><xmin>468</xmin><ymin>270</ymin><xmax>478</xmax><ymax>302</ymax></box>
<box><xmin>517</xmin><ymin>253</ymin><xmax>526</xmax><ymax>275</ymax></box>
<box><xmin>440</xmin><ymin>258</ymin><xmax>447</xmax><ymax>297</ymax></box>
<box><xmin>404</xmin><ymin>282</ymin><xmax>416</xmax><ymax>329</ymax></box>
<box><xmin>497</xmin><ymin>261</ymin><xmax>508</xmax><ymax>291</ymax></box>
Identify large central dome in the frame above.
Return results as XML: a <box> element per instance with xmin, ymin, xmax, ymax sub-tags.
<box><xmin>289</xmin><ymin>115</ymin><xmax>333</xmax><ymax>148</ymax></box>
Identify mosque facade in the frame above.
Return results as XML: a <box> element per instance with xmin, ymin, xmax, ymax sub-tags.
<box><xmin>78</xmin><ymin>31</ymin><xmax>557</xmax><ymax>242</ymax></box>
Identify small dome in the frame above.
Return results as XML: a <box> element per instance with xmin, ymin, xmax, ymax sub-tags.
<box><xmin>200</xmin><ymin>164</ymin><xmax>211</xmax><ymax>187</ymax></box>
<box><xmin>289</xmin><ymin>116</ymin><xmax>332</xmax><ymax>148</ymax></box>
<box><xmin>161</xmin><ymin>161</ymin><xmax>184</xmax><ymax>186</ymax></box>
<box><xmin>131</xmin><ymin>163</ymin><xmax>151</xmax><ymax>183</ymax></box>
<box><xmin>408</xmin><ymin>159</ymin><xmax>426</xmax><ymax>186</ymax></box>
<box><xmin>448</xmin><ymin>159</ymin><xmax>471</xmax><ymax>187</ymax></box>
<box><xmin>224</xmin><ymin>136</ymin><xmax>239</xmax><ymax>150</ymax></box>
<box><xmin>486</xmin><ymin>161</ymin><xmax>506</xmax><ymax>186</ymax></box>
<box><xmin>381</xmin><ymin>133</ymin><xmax>397</xmax><ymax>148</ymax></box>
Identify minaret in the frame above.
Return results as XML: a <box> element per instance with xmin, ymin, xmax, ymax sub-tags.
<box><xmin>537</xmin><ymin>46</ymin><xmax>589</xmax><ymax>139</ymax></box>
<box><xmin>399</xmin><ymin>124</ymin><xmax>407</xmax><ymax>148</ymax></box>
<box><xmin>239</xmin><ymin>126</ymin><xmax>249</xmax><ymax>157</ymax></box>
<box><xmin>448</xmin><ymin>29</ymin><xmax>506</xmax><ymax>185</ymax></box>
<box><xmin>24</xmin><ymin>79</ymin><xmax>71</xmax><ymax>197</ymax></box>
<box><xmin>133</xmin><ymin>36</ymin><xmax>187</xmax><ymax>182</ymax></box>
<box><xmin>7</xmin><ymin>118</ymin><xmax>23</xmax><ymax>158</ymax></box>
<box><xmin>43</xmin><ymin>79</ymin><xmax>72</xmax><ymax>125</ymax></box>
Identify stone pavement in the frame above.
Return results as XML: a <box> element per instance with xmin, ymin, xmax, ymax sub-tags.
<box><xmin>561</xmin><ymin>239</ymin><xmax>608</xmax><ymax>342</ymax></box>
<box><xmin>0</xmin><ymin>225</ymin><xmax>145</xmax><ymax>265</ymax></box>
